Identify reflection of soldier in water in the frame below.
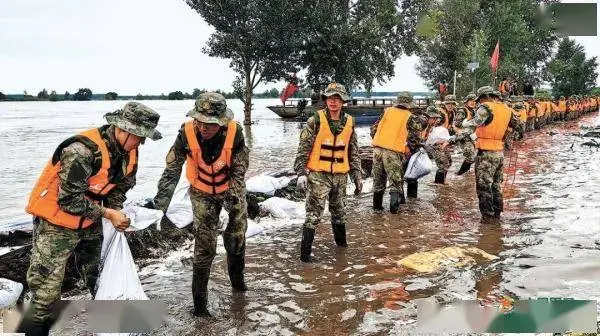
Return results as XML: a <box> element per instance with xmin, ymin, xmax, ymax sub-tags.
<box><xmin>474</xmin><ymin>223</ymin><xmax>504</xmax><ymax>302</ymax></box>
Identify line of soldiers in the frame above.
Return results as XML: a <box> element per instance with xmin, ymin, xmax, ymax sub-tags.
<box><xmin>16</xmin><ymin>83</ymin><xmax>600</xmax><ymax>334</ymax></box>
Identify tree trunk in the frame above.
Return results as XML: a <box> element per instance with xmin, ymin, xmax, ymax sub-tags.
<box><xmin>244</xmin><ymin>71</ymin><xmax>253</xmax><ymax>125</ymax></box>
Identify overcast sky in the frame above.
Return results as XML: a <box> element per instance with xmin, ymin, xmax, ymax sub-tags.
<box><xmin>0</xmin><ymin>0</ymin><xmax>598</xmax><ymax>95</ymax></box>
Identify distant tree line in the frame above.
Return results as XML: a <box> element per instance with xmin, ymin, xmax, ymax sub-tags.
<box><xmin>0</xmin><ymin>87</ymin><xmax>304</xmax><ymax>102</ymax></box>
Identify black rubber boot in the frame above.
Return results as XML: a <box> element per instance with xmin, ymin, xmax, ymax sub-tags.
<box><xmin>372</xmin><ymin>191</ymin><xmax>384</xmax><ymax>210</ymax></box>
<box><xmin>332</xmin><ymin>224</ymin><xmax>347</xmax><ymax>247</ymax></box>
<box><xmin>191</xmin><ymin>266</ymin><xmax>212</xmax><ymax>317</ymax></box>
<box><xmin>389</xmin><ymin>191</ymin><xmax>401</xmax><ymax>214</ymax></box>
<box><xmin>434</xmin><ymin>171</ymin><xmax>445</xmax><ymax>184</ymax></box>
<box><xmin>456</xmin><ymin>161</ymin><xmax>472</xmax><ymax>176</ymax></box>
<box><xmin>16</xmin><ymin>314</ymin><xmax>50</xmax><ymax>336</ymax></box>
<box><xmin>227</xmin><ymin>254</ymin><xmax>247</xmax><ymax>292</ymax></box>
<box><xmin>300</xmin><ymin>227</ymin><xmax>315</xmax><ymax>262</ymax></box>
<box><xmin>406</xmin><ymin>180</ymin><xmax>418</xmax><ymax>198</ymax></box>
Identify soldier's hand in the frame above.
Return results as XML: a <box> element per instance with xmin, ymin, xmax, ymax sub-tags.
<box><xmin>354</xmin><ymin>178</ymin><xmax>363</xmax><ymax>195</ymax></box>
<box><xmin>104</xmin><ymin>208</ymin><xmax>130</xmax><ymax>232</ymax></box>
<box><xmin>297</xmin><ymin>175</ymin><xmax>308</xmax><ymax>191</ymax></box>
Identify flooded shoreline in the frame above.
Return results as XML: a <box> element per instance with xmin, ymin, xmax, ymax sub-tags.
<box><xmin>1</xmin><ymin>101</ymin><xmax>600</xmax><ymax>334</ymax></box>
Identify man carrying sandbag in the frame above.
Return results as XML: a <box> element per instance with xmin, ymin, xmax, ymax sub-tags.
<box><xmin>150</xmin><ymin>92</ymin><xmax>249</xmax><ymax>317</ymax></box>
<box><xmin>19</xmin><ymin>103</ymin><xmax>162</xmax><ymax>335</ymax></box>
<box><xmin>370</xmin><ymin>92</ymin><xmax>422</xmax><ymax>213</ymax></box>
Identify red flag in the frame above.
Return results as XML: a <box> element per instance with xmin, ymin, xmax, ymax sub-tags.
<box><xmin>280</xmin><ymin>81</ymin><xmax>298</xmax><ymax>103</ymax></box>
<box><xmin>490</xmin><ymin>40</ymin><xmax>500</xmax><ymax>73</ymax></box>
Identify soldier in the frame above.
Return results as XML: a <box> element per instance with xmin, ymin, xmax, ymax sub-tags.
<box><xmin>449</xmin><ymin>86</ymin><xmax>523</xmax><ymax>219</ymax></box>
<box><xmin>511</xmin><ymin>97</ymin><xmax>528</xmax><ymax>140</ymax></box>
<box><xmin>150</xmin><ymin>92</ymin><xmax>249</xmax><ymax>317</ymax></box>
<box><xmin>370</xmin><ymin>92</ymin><xmax>422</xmax><ymax>213</ymax></box>
<box><xmin>452</xmin><ymin>93</ymin><xmax>477</xmax><ymax>175</ymax></box>
<box><xmin>294</xmin><ymin>82</ymin><xmax>362</xmax><ymax>262</ymax></box>
<box><xmin>438</xmin><ymin>94</ymin><xmax>457</xmax><ymax>134</ymax></box>
<box><xmin>425</xmin><ymin>105</ymin><xmax>453</xmax><ymax>184</ymax></box>
<box><xmin>18</xmin><ymin>103</ymin><xmax>162</xmax><ymax>335</ymax></box>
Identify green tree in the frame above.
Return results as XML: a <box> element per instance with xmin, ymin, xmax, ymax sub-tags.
<box><xmin>192</xmin><ymin>88</ymin><xmax>203</xmax><ymax>99</ymax></box>
<box><xmin>0</xmin><ymin>92</ymin><xmax>5</xmax><ymax>101</ymax></box>
<box><xmin>64</xmin><ymin>91</ymin><xmax>71</xmax><ymax>100</ymax></box>
<box><xmin>301</xmin><ymin>0</ymin><xmax>403</xmax><ymax>95</ymax></box>
<box><xmin>135</xmin><ymin>93</ymin><xmax>146</xmax><ymax>100</ymax></box>
<box><xmin>548</xmin><ymin>38</ymin><xmax>599</xmax><ymax>98</ymax></box>
<box><xmin>413</xmin><ymin>0</ymin><xmax>557</xmax><ymax>97</ymax></box>
<box><xmin>591</xmin><ymin>87</ymin><xmax>600</xmax><ymax>96</ymax></box>
<box><xmin>48</xmin><ymin>90</ymin><xmax>59</xmax><ymax>101</ymax></box>
<box><xmin>167</xmin><ymin>91</ymin><xmax>185</xmax><ymax>100</ymax></box>
<box><xmin>37</xmin><ymin>89</ymin><xmax>49</xmax><ymax>100</ymax></box>
<box><xmin>73</xmin><ymin>88</ymin><xmax>93</xmax><ymax>101</ymax></box>
<box><xmin>104</xmin><ymin>92</ymin><xmax>119</xmax><ymax>100</ymax></box>
<box><xmin>187</xmin><ymin>0</ymin><xmax>307</xmax><ymax>125</ymax></box>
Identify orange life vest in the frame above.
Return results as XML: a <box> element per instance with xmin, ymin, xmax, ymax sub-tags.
<box><xmin>558</xmin><ymin>100</ymin><xmax>567</xmax><ymax>113</ymax></box>
<box><xmin>26</xmin><ymin>128</ymin><xmax>137</xmax><ymax>230</ymax></box>
<box><xmin>372</xmin><ymin>107</ymin><xmax>410</xmax><ymax>153</ymax></box>
<box><xmin>475</xmin><ymin>102</ymin><xmax>511</xmax><ymax>151</ymax></box>
<box><xmin>515</xmin><ymin>106</ymin><xmax>528</xmax><ymax>122</ymax></box>
<box><xmin>307</xmin><ymin>110</ymin><xmax>353</xmax><ymax>174</ymax></box>
<box><xmin>185</xmin><ymin>120</ymin><xmax>237</xmax><ymax>195</ymax></box>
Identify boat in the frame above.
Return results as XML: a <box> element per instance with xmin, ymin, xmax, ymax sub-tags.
<box><xmin>267</xmin><ymin>97</ymin><xmax>432</xmax><ymax>124</ymax></box>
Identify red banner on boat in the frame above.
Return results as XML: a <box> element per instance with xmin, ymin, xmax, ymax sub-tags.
<box><xmin>280</xmin><ymin>81</ymin><xmax>298</xmax><ymax>104</ymax></box>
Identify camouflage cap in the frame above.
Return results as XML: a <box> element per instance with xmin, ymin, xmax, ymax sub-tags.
<box><xmin>321</xmin><ymin>82</ymin><xmax>350</xmax><ymax>102</ymax></box>
<box><xmin>104</xmin><ymin>102</ymin><xmax>162</xmax><ymax>140</ymax></box>
<box><xmin>443</xmin><ymin>94</ymin><xmax>457</xmax><ymax>104</ymax></box>
<box><xmin>425</xmin><ymin>105</ymin><xmax>442</xmax><ymax>118</ymax></box>
<box><xmin>463</xmin><ymin>93</ymin><xmax>476</xmax><ymax>102</ymax></box>
<box><xmin>475</xmin><ymin>85</ymin><xmax>501</xmax><ymax>101</ymax></box>
<box><xmin>395</xmin><ymin>91</ymin><xmax>416</xmax><ymax>108</ymax></box>
<box><xmin>187</xmin><ymin>92</ymin><xmax>233</xmax><ymax>126</ymax></box>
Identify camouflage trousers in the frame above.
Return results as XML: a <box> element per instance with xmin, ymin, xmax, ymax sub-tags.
<box><xmin>456</xmin><ymin>138</ymin><xmax>476</xmax><ymax>163</ymax></box>
<box><xmin>190</xmin><ymin>187</ymin><xmax>248</xmax><ymax>269</ymax></box>
<box><xmin>504</xmin><ymin>130</ymin><xmax>514</xmax><ymax>150</ymax></box>
<box><xmin>426</xmin><ymin>143</ymin><xmax>453</xmax><ymax>174</ymax></box>
<box><xmin>25</xmin><ymin>217</ymin><xmax>102</xmax><ymax>324</ymax></box>
<box><xmin>526</xmin><ymin>118</ymin><xmax>535</xmax><ymax>131</ymax></box>
<box><xmin>372</xmin><ymin>147</ymin><xmax>406</xmax><ymax>194</ymax></box>
<box><xmin>474</xmin><ymin>150</ymin><xmax>504</xmax><ymax>217</ymax></box>
<box><xmin>304</xmin><ymin>171</ymin><xmax>347</xmax><ymax>229</ymax></box>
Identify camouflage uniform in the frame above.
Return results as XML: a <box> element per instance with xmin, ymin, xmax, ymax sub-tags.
<box><xmin>294</xmin><ymin>83</ymin><xmax>362</xmax><ymax>262</ymax></box>
<box><xmin>453</xmin><ymin>93</ymin><xmax>477</xmax><ymax>175</ymax></box>
<box><xmin>19</xmin><ymin>103</ymin><xmax>161</xmax><ymax>334</ymax></box>
<box><xmin>453</xmin><ymin>86</ymin><xmax>523</xmax><ymax>219</ymax></box>
<box><xmin>370</xmin><ymin>92</ymin><xmax>422</xmax><ymax>212</ymax></box>
<box><xmin>152</xmin><ymin>93</ymin><xmax>249</xmax><ymax>317</ymax></box>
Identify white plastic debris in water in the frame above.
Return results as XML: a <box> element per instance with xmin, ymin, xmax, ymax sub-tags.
<box><xmin>0</xmin><ymin>278</ymin><xmax>23</xmax><ymax>309</ymax></box>
<box><xmin>404</xmin><ymin>148</ymin><xmax>433</xmax><ymax>180</ymax></box>
<box><xmin>245</xmin><ymin>175</ymin><xmax>291</xmax><ymax>196</ymax></box>
<box><xmin>259</xmin><ymin>197</ymin><xmax>305</xmax><ymax>219</ymax></box>
<box><xmin>96</xmin><ymin>220</ymin><xmax>148</xmax><ymax>301</ymax></box>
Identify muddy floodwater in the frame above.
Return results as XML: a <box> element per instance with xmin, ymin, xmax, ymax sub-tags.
<box><xmin>1</xmin><ymin>101</ymin><xmax>600</xmax><ymax>335</ymax></box>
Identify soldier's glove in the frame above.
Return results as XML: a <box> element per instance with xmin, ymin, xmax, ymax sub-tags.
<box><xmin>297</xmin><ymin>175</ymin><xmax>308</xmax><ymax>191</ymax></box>
<box><xmin>469</xmin><ymin>133</ymin><xmax>477</xmax><ymax>141</ymax></box>
<box><xmin>353</xmin><ymin>177</ymin><xmax>363</xmax><ymax>195</ymax></box>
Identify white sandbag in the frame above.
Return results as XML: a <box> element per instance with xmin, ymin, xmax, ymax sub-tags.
<box><xmin>426</xmin><ymin>126</ymin><xmax>451</xmax><ymax>145</ymax></box>
<box><xmin>121</xmin><ymin>204</ymin><xmax>164</xmax><ymax>232</ymax></box>
<box><xmin>166</xmin><ymin>179</ymin><xmax>193</xmax><ymax>228</ymax></box>
<box><xmin>219</xmin><ymin>212</ymin><xmax>264</xmax><ymax>238</ymax></box>
<box><xmin>0</xmin><ymin>278</ymin><xmax>23</xmax><ymax>309</ymax></box>
<box><xmin>259</xmin><ymin>197</ymin><xmax>305</xmax><ymax>219</ymax></box>
<box><xmin>404</xmin><ymin>149</ymin><xmax>433</xmax><ymax>180</ymax></box>
<box><xmin>246</xmin><ymin>220</ymin><xmax>264</xmax><ymax>237</ymax></box>
<box><xmin>245</xmin><ymin>175</ymin><xmax>290</xmax><ymax>196</ymax></box>
<box><xmin>96</xmin><ymin>221</ymin><xmax>148</xmax><ymax>301</ymax></box>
